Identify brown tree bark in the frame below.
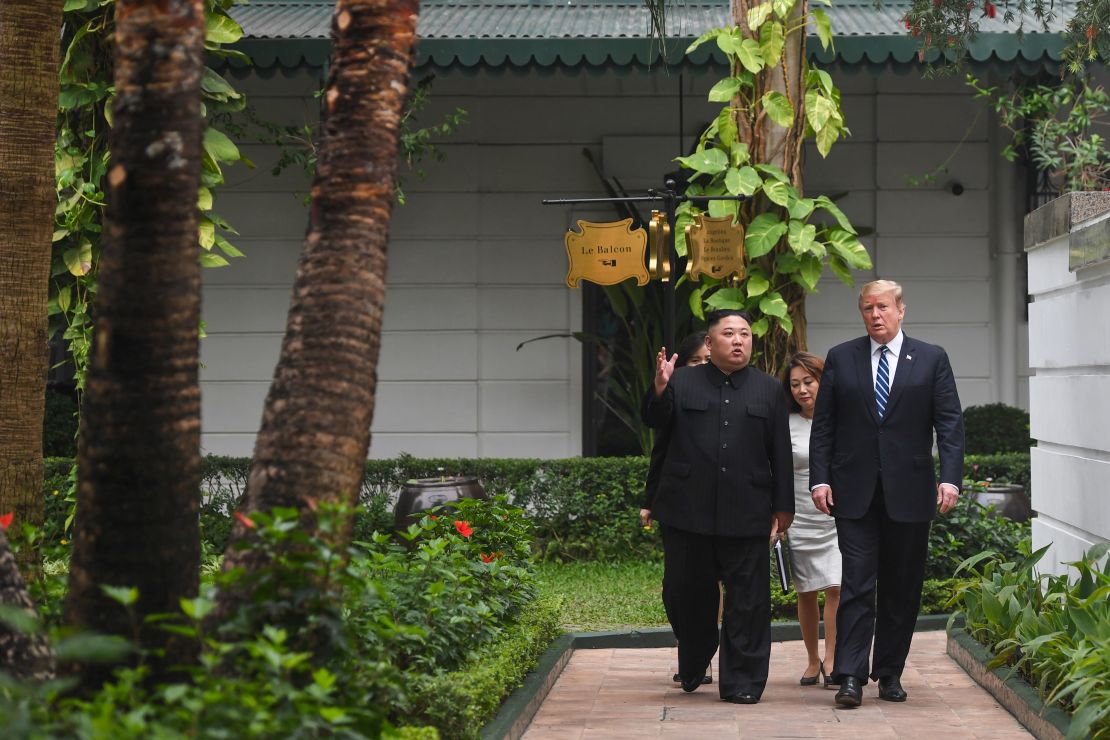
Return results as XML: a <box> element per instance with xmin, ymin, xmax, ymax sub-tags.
<box><xmin>64</xmin><ymin>0</ymin><xmax>205</xmax><ymax>683</ymax></box>
<box><xmin>0</xmin><ymin>0</ymin><xmax>62</xmax><ymax>577</ymax></box>
<box><xmin>731</xmin><ymin>0</ymin><xmax>809</xmax><ymax>376</ymax></box>
<box><xmin>0</xmin><ymin>528</ymin><xmax>54</xmax><ymax>680</ymax></box>
<box><xmin>215</xmin><ymin>0</ymin><xmax>419</xmax><ymax>617</ymax></box>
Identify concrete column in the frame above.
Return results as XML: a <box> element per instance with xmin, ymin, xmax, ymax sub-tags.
<box><xmin>990</xmin><ymin>105</ymin><xmax>1023</xmax><ymax>406</ymax></box>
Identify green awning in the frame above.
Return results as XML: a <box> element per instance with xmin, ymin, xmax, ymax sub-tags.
<box><xmin>228</xmin><ymin>0</ymin><xmax>1071</xmax><ymax>71</ymax></box>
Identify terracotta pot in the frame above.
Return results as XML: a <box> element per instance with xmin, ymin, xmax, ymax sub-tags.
<box><xmin>393</xmin><ymin>475</ymin><xmax>487</xmax><ymax>530</ymax></box>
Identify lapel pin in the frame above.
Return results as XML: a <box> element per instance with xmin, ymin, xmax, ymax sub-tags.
<box><xmin>906</xmin><ymin>355</ymin><xmax>912</xmax><ymax>360</ymax></box>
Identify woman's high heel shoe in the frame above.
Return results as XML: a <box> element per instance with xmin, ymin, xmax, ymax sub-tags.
<box><xmin>799</xmin><ymin>661</ymin><xmax>825</xmax><ymax>686</ymax></box>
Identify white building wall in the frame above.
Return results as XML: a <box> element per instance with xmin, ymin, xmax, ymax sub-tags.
<box><xmin>1025</xmin><ymin>195</ymin><xmax>1110</xmax><ymax>576</ymax></box>
<box><xmin>199</xmin><ymin>62</ymin><xmax>1029</xmax><ymax>458</ymax></box>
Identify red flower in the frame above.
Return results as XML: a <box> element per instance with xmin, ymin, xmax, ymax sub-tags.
<box><xmin>234</xmin><ymin>511</ymin><xmax>256</xmax><ymax>530</ymax></box>
<box><xmin>984</xmin><ymin>1</ymin><xmax>996</xmax><ymax>18</ymax></box>
<box><xmin>1087</xmin><ymin>25</ymin><xmax>1098</xmax><ymax>42</ymax></box>
<box><xmin>481</xmin><ymin>552</ymin><xmax>494</xmax><ymax>563</ymax></box>
<box><xmin>0</xmin><ymin>512</ymin><xmax>12</xmax><ymax>531</ymax></box>
<box><xmin>429</xmin><ymin>515</ymin><xmax>438</xmax><ymax>521</ymax></box>
<box><xmin>454</xmin><ymin>520</ymin><xmax>473</xmax><ymax>538</ymax></box>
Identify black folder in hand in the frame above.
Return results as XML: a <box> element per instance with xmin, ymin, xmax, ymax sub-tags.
<box><xmin>773</xmin><ymin>535</ymin><xmax>792</xmax><ymax>593</ymax></box>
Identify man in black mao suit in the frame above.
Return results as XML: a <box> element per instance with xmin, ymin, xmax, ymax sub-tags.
<box><xmin>809</xmin><ymin>280</ymin><xmax>964</xmax><ymax>707</ymax></box>
<box><xmin>642</xmin><ymin>310</ymin><xmax>794</xmax><ymax>704</ymax></box>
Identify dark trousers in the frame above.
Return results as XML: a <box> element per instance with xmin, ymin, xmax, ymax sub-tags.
<box><xmin>661</xmin><ymin>525</ymin><xmax>771</xmax><ymax>699</ymax></box>
<box><xmin>831</xmin><ymin>484</ymin><xmax>930</xmax><ymax>685</ymax></box>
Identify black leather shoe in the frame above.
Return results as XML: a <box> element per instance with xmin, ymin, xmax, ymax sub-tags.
<box><xmin>681</xmin><ymin>676</ymin><xmax>702</xmax><ymax>693</ymax></box>
<box><xmin>835</xmin><ymin>676</ymin><xmax>862</xmax><ymax>708</ymax></box>
<box><xmin>877</xmin><ymin>676</ymin><xmax>907</xmax><ymax>702</ymax></box>
<box><xmin>674</xmin><ymin>673</ymin><xmax>712</xmax><ymax>686</ymax></box>
<box><xmin>800</xmin><ymin>661</ymin><xmax>825</xmax><ymax>686</ymax></box>
<box><xmin>723</xmin><ymin>692</ymin><xmax>759</xmax><ymax>704</ymax></box>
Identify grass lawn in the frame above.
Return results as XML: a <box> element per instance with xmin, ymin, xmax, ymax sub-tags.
<box><xmin>535</xmin><ymin>560</ymin><xmax>670</xmax><ymax>631</ymax></box>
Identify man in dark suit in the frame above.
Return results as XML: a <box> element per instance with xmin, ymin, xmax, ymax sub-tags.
<box><xmin>809</xmin><ymin>280</ymin><xmax>964</xmax><ymax>707</ymax></box>
<box><xmin>641</xmin><ymin>309</ymin><xmax>794</xmax><ymax>704</ymax></box>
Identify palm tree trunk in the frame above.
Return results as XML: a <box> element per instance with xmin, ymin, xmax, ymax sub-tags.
<box><xmin>215</xmin><ymin>0</ymin><xmax>419</xmax><ymax>616</ymax></box>
<box><xmin>0</xmin><ymin>528</ymin><xmax>54</xmax><ymax>680</ymax></box>
<box><xmin>0</xmin><ymin>0</ymin><xmax>62</xmax><ymax>577</ymax></box>
<box><xmin>64</xmin><ymin>0</ymin><xmax>205</xmax><ymax>684</ymax></box>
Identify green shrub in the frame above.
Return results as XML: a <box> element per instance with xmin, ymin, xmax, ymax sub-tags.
<box><xmin>42</xmin><ymin>389</ymin><xmax>78</xmax><ymax>458</ymax></box>
<box><xmin>3</xmin><ymin>497</ymin><xmax>549</xmax><ymax>739</ymax></box>
<box><xmin>963</xmin><ymin>403</ymin><xmax>1033</xmax><ymax>454</ymax></box>
<box><xmin>404</xmin><ymin>593</ymin><xmax>563</xmax><ymax>739</ymax></box>
<box><xmin>46</xmin><ymin>452</ymin><xmax>1032</xmax><ymax>581</ymax></box>
<box><xmin>951</xmin><ymin>542</ymin><xmax>1110</xmax><ymax>739</ymax></box>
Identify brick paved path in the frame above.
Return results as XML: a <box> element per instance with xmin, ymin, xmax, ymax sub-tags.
<box><xmin>523</xmin><ymin>631</ymin><xmax>1031</xmax><ymax>738</ymax></box>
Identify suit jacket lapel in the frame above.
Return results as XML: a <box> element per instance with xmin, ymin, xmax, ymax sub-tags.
<box><xmin>854</xmin><ymin>337</ymin><xmax>881</xmax><ymax>425</ymax></box>
<box><xmin>883</xmin><ymin>336</ymin><xmax>916</xmax><ymax>420</ymax></box>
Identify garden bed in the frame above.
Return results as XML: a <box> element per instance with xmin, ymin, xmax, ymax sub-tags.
<box><xmin>947</xmin><ymin>628</ymin><xmax>1071</xmax><ymax>740</ymax></box>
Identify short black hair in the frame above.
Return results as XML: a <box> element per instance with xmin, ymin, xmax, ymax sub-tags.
<box><xmin>706</xmin><ymin>309</ymin><xmax>754</xmax><ymax>330</ymax></box>
<box><xmin>676</xmin><ymin>331</ymin><xmax>708</xmax><ymax>366</ymax></box>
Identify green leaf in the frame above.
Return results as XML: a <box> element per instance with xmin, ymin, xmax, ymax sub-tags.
<box><xmin>57</xmin><ymin>284</ymin><xmax>73</xmax><ymax>314</ymax></box>
<box><xmin>745</xmin><ymin>213</ymin><xmax>787</xmax><ymax>258</ymax></box>
<box><xmin>179</xmin><ymin>597</ymin><xmax>214</xmax><ymax>621</ymax></box>
<box><xmin>812</xmin><ymin>8</ymin><xmax>833</xmax><ymax>51</ymax></box>
<box><xmin>750</xmin><ymin>317</ymin><xmax>770</xmax><ymax>336</ymax></box>
<box><xmin>199</xmin><ymin>217</ymin><xmax>216</xmax><ymax>250</ymax></box>
<box><xmin>708</xmin><ymin>199</ymin><xmax>739</xmax><ymax>219</ymax></box>
<box><xmin>689</xmin><ymin>285</ymin><xmax>707</xmax><ymax>320</ymax></box>
<box><xmin>716</xmin><ymin>28</ymin><xmax>745</xmax><ymax>56</ymax></box>
<box><xmin>705</xmin><ymin>287</ymin><xmax>746</xmax><ymax>309</ymax></box>
<box><xmin>788</xmin><ymin>220</ymin><xmax>817</xmax><ymax>253</ymax></box>
<box><xmin>763</xmin><ymin>179</ymin><xmax>791</xmax><ymax>206</ymax></box>
<box><xmin>816</xmin><ymin>121</ymin><xmax>839</xmax><ymax>157</ymax></box>
<box><xmin>63</xmin><ymin>239</ymin><xmax>93</xmax><ymax>276</ymax></box>
<box><xmin>827</xmin><ymin>229</ymin><xmax>872</xmax><ymax>269</ymax></box>
<box><xmin>814</xmin><ymin>195</ymin><xmax>856</xmax><ymax>233</ymax></box>
<box><xmin>717</xmin><ymin>107</ymin><xmax>738</xmax><ymax>149</ymax></box>
<box><xmin>205</xmin><ymin>12</ymin><xmax>243</xmax><ymax>45</ymax></box>
<box><xmin>708</xmin><ymin>77</ymin><xmax>743</xmax><ymax>103</ymax></box>
<box><xmin>101</xmin><ymin>585</ymin><xmax>138</xmax><ymax>607</ymax></box>
<box><xmin>734</xmin><ymin>166</ymin><xmax>762</xmax><ymax>196</ymax></box>
<box><xmin>760</xmin><ymin>22</ymin><xmax>785</xmax><ymax>67</ymax></box>
<box><xmin>759</xmin><ymin>291</ymin><xmax>789</xmax><ymax>319</ymax></box>
<box><xmin>799</xmin><ymin>254</ymin><xmax>823</xmax><ymax>290</ymax></box>
<box><xmin>772</xmin><ymin>0</ymin><xmax>795</xmax><ymax>19</ymax></box>
<box><xmin>754</xmin><ymin>163</ymin><xmax>789</xmax><ymax>183</ymax></box>
<box><xmin>805</xmin><ymin>90</ymin><xmax>834</xmax><ymax>130</ymax></box>
<box><xmin>778</xmin><ymin>313</ymin><xmax>794</xmax><ymax>336</ymax></box>
<box><xmin>200</xmin><ymin>67</ymin><xmax>240</xmax><ymax>101</ymax></box>
<box><xmin>675</xmin><ymin>147</ymin><xmax>729</xmax><ymax>175</ymax></box>
<box><xmin>63</xmin><ymin>0</ymin><xmax>91</xmax><ymax>11</ymax></box>
<box><xmin>737</xmin><ymin>39</ymin><xmax>766</xmax><ymax>73</ymax></box>
<box><xmin>53</xmin><ymin>634</ymin><xmax>133</xmax><ymax>663</ymax></box>
<box><xmin>788</xmin><ymin>197</ymin><xmax>815</xmax><ymax>220</ymax></box>
<box><xmin>197</xmin><ymin>186</ymin><xmax>213</xmax><ymax>211</ymax></box>
<box><xmin>762</xmin><ymin>91</ymin><xmax>794</xmax><ymax>128</ymax></box>
<box><xmin>203</xmin><ymin>127</ymin><xmax>240</xmax><ymax>164</ymax></box>
<box><xmin>687</xmin><ymin>27</ymin><xmax>725</xmax><ymax>53</ymax></box>
<box><xmin>827</xmin><ymin>254</ymin><xmax>853</xmax><ymax>285</ymax></box>
<box><xmin>731</xmin><ymin>140</ymin><xmax>751</xmax><ymax>167</ymax></box>
<box><xmin>747</xmin><ymin>4</ymin><xmax>774</xmax><ymax>30</ymax></box>
<box><xmin>746</xmin><ymin>272</ymin><xmax>770</xmax><ymax>297</ymax></box>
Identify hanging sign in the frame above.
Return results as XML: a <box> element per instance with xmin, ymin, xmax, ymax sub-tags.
<box><xmin>685</xmin><ymin>214</ymin><xmax>746</xmax><ymax>282</ymax></box>
<box><xmin>564</xmin><ymin>218</ymin><xmax>650</xmax><ymax>288</ymax></box>
<box><xmin>647</xmin><ymin>211</ymin><xmax>671</xmax><ymax>282</ymax></box>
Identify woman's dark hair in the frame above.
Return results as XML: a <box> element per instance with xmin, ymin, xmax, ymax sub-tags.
<box><xmin>676</xmin><ymin>331</ymin><xmax>708</xmax><ymax>367</ymax></box>
<box><xmin>781</xmin><ymin>351</ymin><xmax>825</xmax><ymax>412</ymax></box>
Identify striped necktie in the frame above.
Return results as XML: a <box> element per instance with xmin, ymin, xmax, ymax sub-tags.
<box><xmin>875</xmin><ymin>345</ymin><xmax>890</xmax><ymax>419</ymax></box>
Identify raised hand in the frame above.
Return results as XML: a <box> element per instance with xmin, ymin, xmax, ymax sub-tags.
<box><xmin>654</xmin><ymin>347</ymin><xmax>678</xmax><ymax>395</ymax></box>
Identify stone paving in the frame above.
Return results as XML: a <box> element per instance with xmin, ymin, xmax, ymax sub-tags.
<box><xmin>522</xmin><ymin>631</ymin><xmax>1031</xmax><ymax>739</ymax></box>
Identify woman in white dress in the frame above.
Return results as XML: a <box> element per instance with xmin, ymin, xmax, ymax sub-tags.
<box><xmin>782</xmin><ymin>352</ymin><xmax>841</xmax><ymax>688</ymax></box>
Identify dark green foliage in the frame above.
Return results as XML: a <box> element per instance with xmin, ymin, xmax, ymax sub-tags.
<box><xmin>41</xmin><ymin>389</ymin><xmax>78</xmax><ymax>458</ymax></box>
<box><xmin>47</xmin><ymin>452</ymin><xmax>1033</xmax><ymax>579</ymax></box>
<box><xmin>4</xmin><ymin>497</ymin><xmax>548</xmax><ymax>739</ymax></box>
<box><xmin>403</xmin><ymin>593</ymin><xmax>564</xmax><ymax>739</ymax></box>
<box><xmin>963</xmin><ymin>403</ymin><xmax>1033</xmax><ymax>455</ymax></box>
<box><xmin>952</xmin><ymin>543</ymin><xmax>1110</xmax><ymax>739</ymax></box>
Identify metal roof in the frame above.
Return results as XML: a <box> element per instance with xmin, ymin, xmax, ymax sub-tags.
<box><xmin>228</xmin><ymin>0</ymin><xmax>1072</xmax><ymax>70</ymax></box>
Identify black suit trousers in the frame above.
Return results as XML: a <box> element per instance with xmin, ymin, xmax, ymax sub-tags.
<box><xmin>832</xmin><ymin>484</ymin><xmax>930</xmax><ymax>685</ymax></box>
<box><xmin>662</xmin><ymin>525</ymin><xmax>770</xmax><ymax>699</ymax></box>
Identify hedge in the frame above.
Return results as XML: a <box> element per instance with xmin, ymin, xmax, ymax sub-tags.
<box><xmin>43</xmin><ymin>452</ymin><xmax>1032</xmax><ymax>576</ymax></box>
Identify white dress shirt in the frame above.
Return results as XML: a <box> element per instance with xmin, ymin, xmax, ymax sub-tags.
<box><xmin>869</xmin><ymin>330</ymin><xmax>904</xmax><ymax>389</ymax></box>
